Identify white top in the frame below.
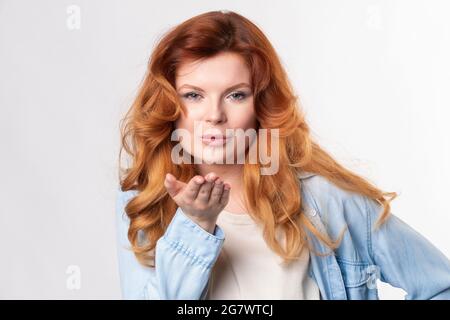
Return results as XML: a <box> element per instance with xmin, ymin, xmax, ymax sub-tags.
<box><xmin>205</xmin><ymin>209</ymin><xmax>321</xmax><ymax>300</ymax></box>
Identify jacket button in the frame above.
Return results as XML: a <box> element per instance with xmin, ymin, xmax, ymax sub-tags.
<box><xmin>309</xmin><ymin>208</ymin><xmax>317</xmax><ymax>217</ymax></box>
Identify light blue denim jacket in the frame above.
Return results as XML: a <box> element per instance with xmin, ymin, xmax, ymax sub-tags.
<box><xmin>115</xmin><ymin>172</ymin><xmax>450</xmax><ymax>300</ymax></box>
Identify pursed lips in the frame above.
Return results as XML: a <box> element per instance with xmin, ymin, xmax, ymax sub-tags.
<box><xmin>201</xmin><ymin>134</ymin><xmax>229</xmax><ymax>140</ymax></box>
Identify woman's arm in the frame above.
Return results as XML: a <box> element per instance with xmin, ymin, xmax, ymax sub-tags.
<box><xmin>364</xmin><ymin>196</ymin><xmax>450</xmax><ymax>299</ymax></box>
<box><xmin>115</xmin><ymin>188</ymin><xmax>224</xmax><ymax>299</ymax></box>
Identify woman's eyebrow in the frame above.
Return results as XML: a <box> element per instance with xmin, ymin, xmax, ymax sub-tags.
<box><xmin>177</xmin><ymin>82</ymin><xmax>251</xmax><ymax>93</ymax></box>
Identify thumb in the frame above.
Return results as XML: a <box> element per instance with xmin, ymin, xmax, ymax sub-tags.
<box><xmin>164</xmin><ymin>173</ymin><xmax>184</xmax><ymax>198</ymax></box>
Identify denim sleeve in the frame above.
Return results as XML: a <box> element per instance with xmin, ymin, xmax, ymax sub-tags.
<box><xmin>364</xmin><ymin>196</ymin><xmax>450</xmax><ymax>299</ymax></box>
<box><xmin>115</xmin><ymin>188</ymin><xmax>225</xmax><ymax>299</ymax></box>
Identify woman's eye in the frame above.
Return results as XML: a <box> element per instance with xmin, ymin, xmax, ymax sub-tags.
<box><xmin>228</xmin><ymin>91</ymin><xmax>248</xmax><ymax>101</ymax></box>
<box><xmin>182</xmin><ymin>92</ymin><xmax>202</xmax><ymax>101</ymax></box>
<box><xmin>181</xmin><ymin>91</ymin><xmax>249</xmax><ymax>102</ymax></box>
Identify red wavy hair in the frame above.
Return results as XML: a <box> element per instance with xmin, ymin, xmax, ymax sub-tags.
<box><xmin>118</xmin><ymin>10</ymin><xmax>397</xmax><ymax>267</ymax></box>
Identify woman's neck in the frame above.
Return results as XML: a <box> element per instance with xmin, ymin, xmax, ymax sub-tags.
<box><xmin>195</xmin><ymin>163</ymin><xmax>243</xmax><ymax>183</ymax></box>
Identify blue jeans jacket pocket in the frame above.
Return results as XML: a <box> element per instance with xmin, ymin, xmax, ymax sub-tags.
<box><xmin>336</xmin><ymin>258</ymin><xmax>380</xmax><ymax>300</ymax></box>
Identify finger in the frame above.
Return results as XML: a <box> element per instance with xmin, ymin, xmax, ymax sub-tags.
<box><xmin>183</xmin><ymin>175</ymin><xmax>205</xmax><ymax>201</ymax></box>
<box><xmin>219</xmin><ymin>183</ymin><xmax>231</xmax><ymax>205</ymax></box>
<box><xmin>196</xmin><ymin>172</ymin><xmax>217</xmax><ymax>203</ymax></box>
<box><xmin>164</xmin><ymin>173</ymin><xmax>184</xmax><ymax>198</ymax></box>
<box><xmin>209</xmin><ymin>178</ymin><xmax>224</xmax><ymax>205</ymax></box>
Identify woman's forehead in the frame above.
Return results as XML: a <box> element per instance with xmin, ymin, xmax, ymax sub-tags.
<box><xmin>175</xmin><ymin>52</ymin><xmax>250</xmax><ymax>89</ymax></box>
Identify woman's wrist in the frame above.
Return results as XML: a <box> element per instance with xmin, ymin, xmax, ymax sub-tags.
<box><xmin>191</xmin><ymin>217</ymin><xmax>217</xmax><ymax>234</ymax></box>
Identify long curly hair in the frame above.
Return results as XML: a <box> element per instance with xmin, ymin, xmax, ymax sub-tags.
<box><xmin>118</xmin><ymin>10</ymin><xmax>397</xmax><ymax>267</ymax></box>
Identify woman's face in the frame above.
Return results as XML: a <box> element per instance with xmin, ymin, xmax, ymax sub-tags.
<box><xmin>174</xmin><ymin>51</ymin><xmax>257</xmax><ymax>165</ymax></box>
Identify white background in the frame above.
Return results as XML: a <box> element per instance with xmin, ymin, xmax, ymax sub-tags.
<box><xmin>0</xmin><ymin>0</ymin><xmax>449</xmax><ymax>299</ymax></box>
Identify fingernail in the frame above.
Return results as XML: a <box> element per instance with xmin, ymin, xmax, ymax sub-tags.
<box><xmin>195</xmin><ymin>177</ymin><xmax>203</xmax><ymax>184</ymax></box>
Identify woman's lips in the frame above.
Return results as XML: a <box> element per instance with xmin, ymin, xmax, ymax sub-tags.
<box><xmin>201</xmin><ymin>135</ymin><xmax>230</xmax><ymax>146</ymax></box>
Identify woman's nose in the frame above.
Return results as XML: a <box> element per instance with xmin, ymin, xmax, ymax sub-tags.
<box><xmin>205</xmin><ymin>100</ymin><xmax>226</xmax><ymax>124</ymax></box>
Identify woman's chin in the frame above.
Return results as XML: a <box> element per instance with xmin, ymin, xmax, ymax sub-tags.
<box><xmin>193</xmin><ymin>155</ymin><xmax>228</xmax><ymax>165</ymax></box>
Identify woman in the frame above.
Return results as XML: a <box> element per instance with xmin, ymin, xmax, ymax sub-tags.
<box><xmin>116</xmin><ymin>10</ymin><xmax>450</xmax><ymax>300</ymax></box>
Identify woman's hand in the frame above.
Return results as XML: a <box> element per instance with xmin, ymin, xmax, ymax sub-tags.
<box><xmin>164</xmin><ymin>172</ymin><xmax>231</xmax><ymax>233</ymax></box>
